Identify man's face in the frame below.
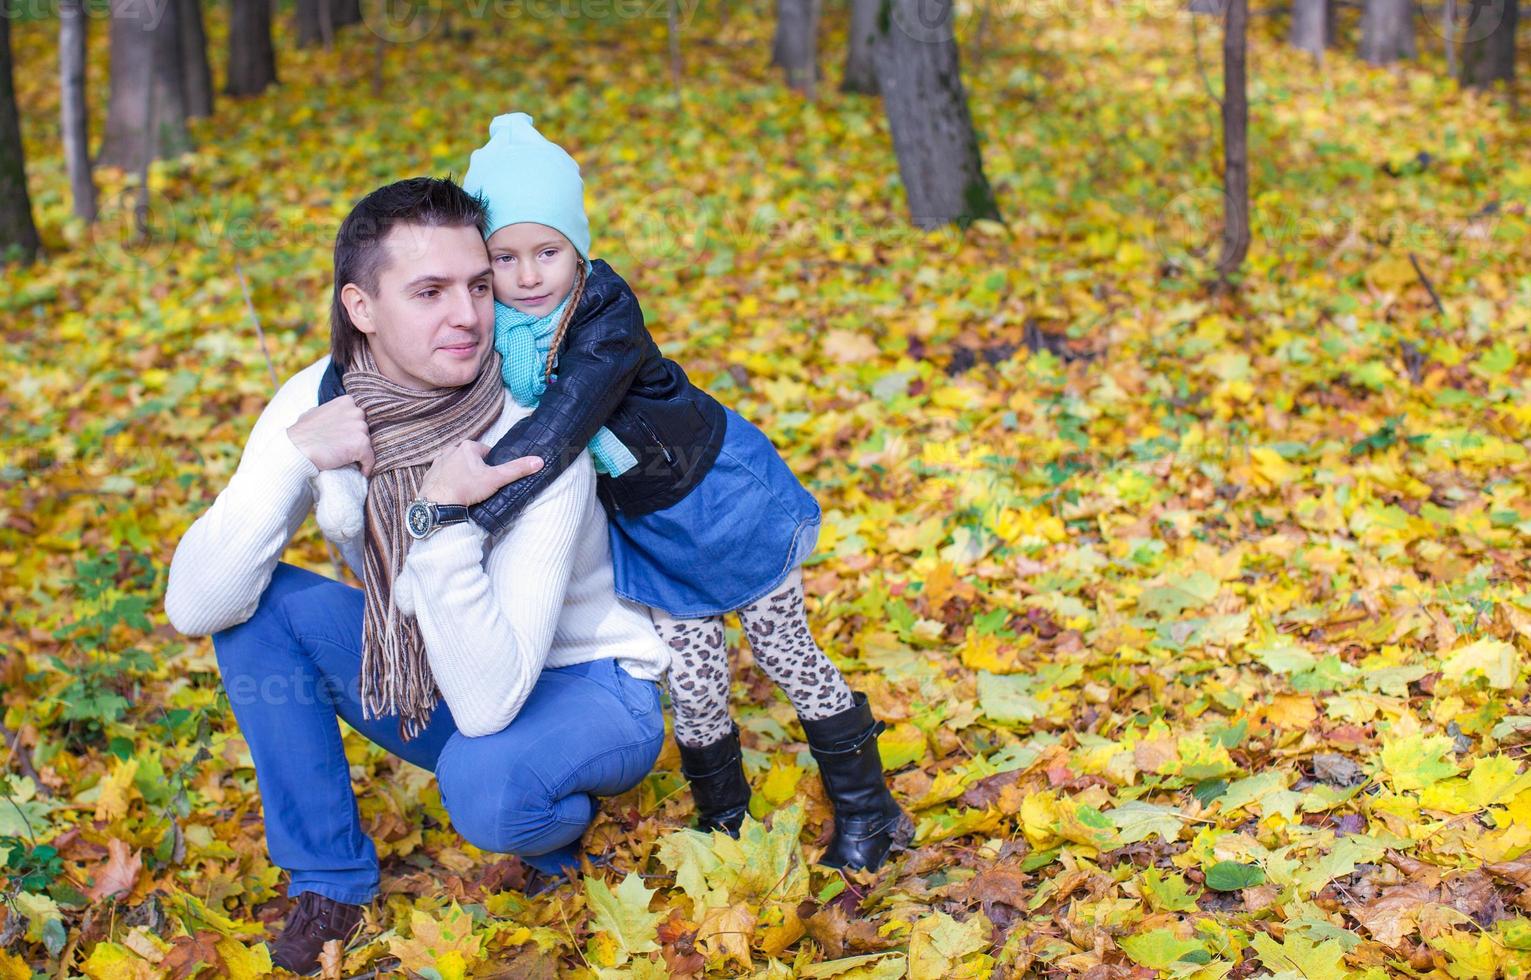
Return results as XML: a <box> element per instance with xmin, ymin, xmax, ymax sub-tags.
<box><xmin>342</xmin><ymin>223</ymin><xmax>495</xmax><ymax>391</ymax></box>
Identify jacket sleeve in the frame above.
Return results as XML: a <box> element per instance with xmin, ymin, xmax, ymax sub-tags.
<box><xmin>466</xmin><ymin>261</ymin><xmax>647</xmax><ymax>536</ymax></box>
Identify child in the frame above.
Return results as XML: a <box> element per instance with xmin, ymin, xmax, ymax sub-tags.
<box><xmin>321</xmin><ymin>114</ymin><xmax>911</xmax><ymax>871</ymax></box>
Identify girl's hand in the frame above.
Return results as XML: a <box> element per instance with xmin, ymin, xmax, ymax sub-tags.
<box><xmin>417</xmin><ymin>440</ymin><xmax>544</xmax><ymax>507</ymax></box>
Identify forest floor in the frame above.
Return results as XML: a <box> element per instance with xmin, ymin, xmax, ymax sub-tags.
<box><xmin>3</xmin><ymin>0</ymin><xmax>1531</xmax><ymax>975</ymax></box>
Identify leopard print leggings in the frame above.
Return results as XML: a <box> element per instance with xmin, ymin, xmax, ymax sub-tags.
<box><xmin>649</xmin><ymin>567</ymin><xmax>856</xmax><ymax>748</ymax></box>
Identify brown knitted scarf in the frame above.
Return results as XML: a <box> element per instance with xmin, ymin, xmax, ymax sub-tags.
<box><xmin>345</xmin><ymin>343</ymin><xmax>506</xmax><ymax>740</ymax></box>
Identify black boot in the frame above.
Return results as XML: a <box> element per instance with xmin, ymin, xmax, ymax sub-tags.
<box><xmin>801</xmin><ymin>691</ymin><xmax>915</xmax><ymax>871</ymax></box>
<box><xmin>676</xmin><ymin>724</ymin><xmax>751</xmax><ymax>836</ymax></box>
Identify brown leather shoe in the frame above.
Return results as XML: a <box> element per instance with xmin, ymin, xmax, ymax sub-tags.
<box><xmin>269</xmin><ymin>891</ymin><xmax>364</xmax><ymax>975</ymax></box>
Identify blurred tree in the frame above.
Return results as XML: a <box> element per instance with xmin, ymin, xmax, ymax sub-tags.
<box><xmin>1289</xmin><ymin>0</ymin><xmax>1333</xmax><ymax>55</ymax></box>
<box><xmin>771</xmin><ymin>0</ymin><xmax>787</xmax><ymax>65</ymax></box>
<box><xmin>297</xmin><ymin>0</ymin><xmax>361</xmax><ymax>49</ymax></box>
<box><xmin>180</xmin><ymin>0</ymin><xmax>214</xmax><ymax>116</ymax></box>
<box><xmin>873</xmin><ymin>0</ymin><xmax>999</xmax><ymax>227</ymax></box>
<box><xmin>1220</xmin><ymin>0</ymin><xmax>1249</xmax><ymax>279</ymax></box>
<box><xmin>332</xmin><ymin>0</ymin><xmax>362</xmax><ymax>28</ymax></box>
<box><xmin>0</xmin><ymin>0</ymin><xmax>39</xmax><ymax>264</ymax></box>
<box><xmin>59</xmin><ymin>0</ymin><xmax>98</xmax><ymax>222</ymax></box>
<box><xmin>777</xmin><ymin>0</ymin><xmax>821</xmax><ymax>95</ymax></box>
<box><xmin>295</xmin><ymin>0</ymin><xmax>330</xmax><ymax>48</ymax></box>
<box><xmin>1360</xmin><ymin>0</ymin><xmax>1415</xmax><ymax>64</ymax></box>
<box><xmin>842</xmin><ymin>0</ymin><xmax>879</xmax><ymax>93</ymax></box>
<box><xmin>99</xmin><ymin>0</ymin><xmax>191</xmax><ymax>170</ymax></box>
<box><xmin>227</xmin><ymin>0</ymin><xmax>277</xmax><ymax>95</ymax></box>
<box><xmin>1460</xmin><ymin>0</ymin><xmax>1518</xmax><ymax>86</ymax></box>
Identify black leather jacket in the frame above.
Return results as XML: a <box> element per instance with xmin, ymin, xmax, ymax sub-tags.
<box><xmin>317</xmin><ymin>260</ymin><xmax>727</xmax><ymax>535</ymax></box>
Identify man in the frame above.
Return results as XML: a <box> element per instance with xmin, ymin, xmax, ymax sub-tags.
<box><xmin>164</xmin><ymin>177</ymin><xmax>672</xmax><ymax>973</ymax></box>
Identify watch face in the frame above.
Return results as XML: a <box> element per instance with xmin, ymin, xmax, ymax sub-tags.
<box><xmin>406</xmin><ymin>501</ymin><xmax>433</xmax><ymax>538</ymax></box>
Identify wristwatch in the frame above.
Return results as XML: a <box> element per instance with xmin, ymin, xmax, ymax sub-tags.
<box><xmin>405</xmin><ymin>497</ymin><xmax>471</xmax><ymax>540</ymax></box>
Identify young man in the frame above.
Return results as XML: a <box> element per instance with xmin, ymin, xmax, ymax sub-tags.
<box><xmin>164</xmin><ymin>177</ymin><xmax>671</xmax><ymax>973</ymax></box>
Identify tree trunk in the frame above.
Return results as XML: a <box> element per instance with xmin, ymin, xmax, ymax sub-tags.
<box><xmin>1360</xmin><ymin>0</ymin><xmax>1415</xmax><ymax>63</ymax></box>
<box><xmin>295</xmin><ymin>0</ymin><xmax>324</xmax><ymax>47</ymax></box>
<box><xmin>98</xmin><ymin>0</ymin><xmax>190</xmax><ymax>172</ymax></box>
<box><xmin>1460</xmin><ymin>0</ymin><xmax>1517</xmax><ymax>86</ymax></box>
<box><xmin>842</xmin><ymin>0</ymin><xmax>879</xmax><ymax>93</ymax></box>
<box><xmin>0</xmin><ymin>0</ymin><xmax>40</xmax><ymax>264</ymax></box>
<box><xmin>1289</xmin><ymin>0</ymin><xmax>1333</xmax><ymax>54</ymax></box>
<box><xmin>873</xmin><ymin>0</ymin><xmax>1000</xmax><ymax>228</ymax></box>
<box><xmin>226</xmin><ymin>0</ymin><xmax>277</xmax><ymax>96</ymax></box>
<box><xmin>771</xmin><ymin>0</ymin><xmax>787</xmax><ymax>65</ymax></box>
<box><xmin>1219</xmin><ymin>0</ymin><xmax>1250</xmax><ymax>279</ymax></box>
<box><xmin>667</xmin><ymin>0</ymin><xmax>683</xmax><ymax>95</ymax></box>
<box><xmin>59</xmin><ymin>0</ymin><xmax>98</xmax><ymax>223</ymax></box>
<box><xmin>332</xmin><ymin>0</ymin><xmax>361</xmax><ymax>28</ymax></box>
<box><xmin>179</xmin><ymin>0</ymin><xmax>214</xmax><ymax>116</ymax></box>
<box><xmin>776</xmin><ymin>0</ymin><xmax>820</xmax><ymax>95</ymax></box>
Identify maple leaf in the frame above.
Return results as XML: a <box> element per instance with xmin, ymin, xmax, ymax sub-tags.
<box><xmin>387</xmin><ymin>903</ymin><xmax>483</xmax><ymax>976</ymax></box>
<box><xmin>1250</xmin><ymin>931</ymin><xmax>1352</xmax><ymax>980</ymax></box>
<box><xmin>79</xmin><ymin>941</ymin><xmax>159</xmax><ymax>980</ymax></box>
<box><xmin>158</xmin><ymin>932</ymin><xmax>221</xmax><ymax>980</ymax></box>
<box><xmin>1118</xmin><ymin>928</ymin><xmax>1207</xmax><ymax>970</ymax></box>
<box><xmin>91</xmin><ymin>758</ymin><xmax>139</xmax><ymax>823</ymax></box>
<box><xmin>694</xmin><ymin>901</ymin><xmax>755</xmax><ymax>970</ymax></box>
<box><xmin>1440</xmin><ymin>637</ymin><xmax>1520</xmax><ymax>689</ymax></box>
<box><xmin>583</xmin><ymin>872</ymin><xmax>664</xmax><ymax>966</ymax></box>
<box><xmin>212</xmin><ymin>939</ymin><xmax>271</xmax><ymax>980</ymax></box>
<box><xmin>1380</xmin><ymin>732</ymin><xmax>1459</xmax><ymax>791</ymax></box>
<box><xmin>907</xmin><ymin>910</ymin><xmax>993</xmax><ymax>978</ymax></box>
<box><xmin>86</xmin><ymin>837</ymin><xmax>143</xmax><ymax>902</ymax></box>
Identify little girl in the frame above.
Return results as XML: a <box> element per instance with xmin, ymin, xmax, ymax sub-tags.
<box><xmin>323</xmin><ymin>113</ymin><xmax>910</xmax><ymax>871</ymax></box>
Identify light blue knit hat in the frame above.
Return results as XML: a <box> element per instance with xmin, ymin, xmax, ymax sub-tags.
<box><xmin>462</xmin><ymin>112</ymin><xmax>592</xmax><ymax>270</ymax></box>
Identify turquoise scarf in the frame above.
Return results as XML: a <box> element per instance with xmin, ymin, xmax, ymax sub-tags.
<box><xmin>493</xmin><ymin>296</ymin><xmax>637</xmax><ymax>477</ymax></box>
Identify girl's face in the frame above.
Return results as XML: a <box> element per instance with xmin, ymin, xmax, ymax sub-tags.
<box><xmin>485</xmin><ymin>222</ymin><xmax>579</xmax><ymax>316</ymax></box>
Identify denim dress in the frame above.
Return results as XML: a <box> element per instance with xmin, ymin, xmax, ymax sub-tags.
<box><xmin>607</xmin><ymin>407</ymin><xmax>822</xmax><ymax>618</ymax></box>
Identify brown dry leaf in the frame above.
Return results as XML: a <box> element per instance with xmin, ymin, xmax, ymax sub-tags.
<box><xmin>1133</xmin><ymin>738</ymin><xmax>1177</xmax><ymax>773</ymax></box>
<box><xmin>481</xmin><ymin>949</ymin><xmax>561</xmax><ymax>979</ymax></box>
<box><xmin>959</xmin><ymin>865</ymin><xmax>1029</xmax><ymax>917</ymax></box>
<box><xmin>86</xmin><ymin>838</ymin><xmax>143</xmax><ymax>902</ymax></box>
<box><xmin>695</xmin><ymin>902</ymin><xmax>755</xmax><ymax>971</ymax></box>
<box><xmin>821</xmin><ymin>330</ymin><xmax>881</xmax><ymax>365</ymax></box>
<box><xmin>1439</xmin><ymin>871</ymin><xmax>1502</xmax><ymax>924</ymax></box>
<box><xmin>160</xmin><ymin>932</ymin><xmax>222</xmax><ymax>980</ymax></box>
<box><xmin>1352</xmin><ymin>881</ymin><xmax>1440</xmax><ymax>948</ymax></box>
<box><xmin>803</xmin><ymin>902</ymin><xmax>851</xmax><ymax>958</ymax></box>
<box><xmin>121</xmin><ymin>927</ymin><xmax>167</xmax><ymax>964</ymax></box>
<box><xmin>1242</xmin><ymin>884</ymin><xmax>1279</xmax><ymax>912</ymax></box>
<box><xmin>318</xmin><ymin>939</ymin><xmax>343</xmax><ymax>980</ymax></box>
<box><xmin>1485</xmin><ymin>857</ymin><xmax>1531</xmax><ymax>889</ymax></box>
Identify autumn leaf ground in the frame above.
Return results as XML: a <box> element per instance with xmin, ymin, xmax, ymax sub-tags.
<box><xmin>4</xmin><ymin>0</ymin><xmax>1531</xmax><ymax>975</ymax></box>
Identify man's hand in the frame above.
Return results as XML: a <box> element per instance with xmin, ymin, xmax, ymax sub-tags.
<box><xmin>287</xmin><ymin>396</ymin><xmax>376</xmax><ymax>475</ymax></box>
<box><xmin>418</xmin><ymin>441</ymin><xmax>544</xmax><ymax>507</ymax></box>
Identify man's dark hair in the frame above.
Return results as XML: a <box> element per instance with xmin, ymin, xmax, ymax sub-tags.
<box><xmin>330</xmin><ymin>177</ymin><xmax>489</xmax><ymax>370</ymax></box>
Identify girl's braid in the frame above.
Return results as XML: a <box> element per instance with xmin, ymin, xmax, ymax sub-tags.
<box><xmin>544</xmin><ymin>261</ymin><xmax>587</xmax><ymax>383</ymax></box>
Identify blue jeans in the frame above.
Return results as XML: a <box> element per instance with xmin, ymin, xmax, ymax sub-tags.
<box><xmin>211</xmin><ymin>562</ymin><xmax>665</xmax><ymax>904</ymax></box>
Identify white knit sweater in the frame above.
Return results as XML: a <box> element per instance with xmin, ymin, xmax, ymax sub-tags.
<box><xmin>164</xmin><ymin>357</ymin><xmax>670</xmax><ymax>737</ymax></box>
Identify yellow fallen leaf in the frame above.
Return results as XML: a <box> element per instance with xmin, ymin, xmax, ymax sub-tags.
<box><xmin>1441</xmin><ymin>637</ymin><xmax>1520</xmax><ymax>689</ymax></box>
<box><xmin>94</xmin><ymin>758</ymin><xmax>140</xmax><ymax>823</ymax></box>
